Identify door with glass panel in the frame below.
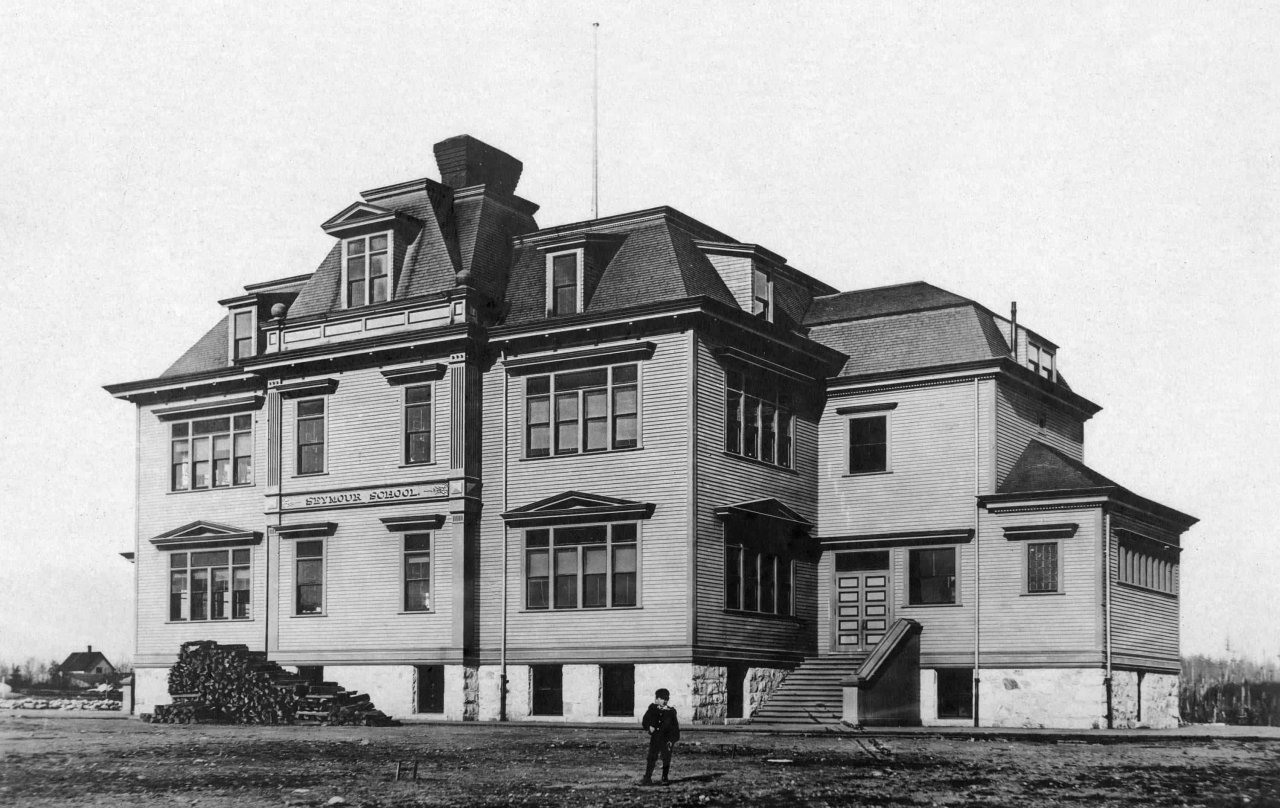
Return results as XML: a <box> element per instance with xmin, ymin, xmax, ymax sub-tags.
<box><xmin>832</xmin><ymin>551</ymin><xmax>892</xmax><ymax>653</ymax></box>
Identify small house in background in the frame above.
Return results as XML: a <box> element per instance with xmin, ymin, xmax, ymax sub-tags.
<box><xmin>60</xmin><ymin>646</ymin><xmax>116</xmax><ymax>689</ymax></box>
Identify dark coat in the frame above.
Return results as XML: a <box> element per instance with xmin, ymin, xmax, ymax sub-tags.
<box><xmin>641</xmin><ymin>702</ymin><xmax>681</xmax><ymax>743</ymax></box>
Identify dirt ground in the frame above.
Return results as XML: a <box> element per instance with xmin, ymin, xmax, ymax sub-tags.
<box><xmin>1</xmin><ymin>717</ymin><xmax>1277</xmax><ymax>807</ymax></box>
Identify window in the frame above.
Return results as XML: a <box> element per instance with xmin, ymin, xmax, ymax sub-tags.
<box><xmin>403</xmin><ymin>534</ymin><xmax>431</xmax><ymax>611</ymax></box>
<box><xmin>1026</xmin><ymin>542</ymin><xmax>1060</xmax><ymax>594</ymax></box>
<box><xmin>1027</xmin><ymin>341</ymin><xmax>1055</xmax><ymax>380</ymax></box>
<box><xmin>751</xmin><ymin>267</ymin><xmax>773</xmax><ymax>321</ymax></box>
<box><xmin>415</xmin><ymin>665</ymin><xmax>444</xmax><ymax>713</ymax></box>
<box><xmin>296</xmin><ymin>398</ymin><xmax>326</xmax><ymax>475</ymax></box>
<box><xmin>233</xmin><ymin>310</ymin><xmax>255</xmax><ymax>360</ymax></box>
<box><xmin>547</xmin><ymin>251</ymin><xmax>580</xmax><ymax>316</ymax></box>
<box><xmin>847</xmin><ymin>415</ymin><xmax>888</xmax><ymax>474</ymax></box>
<box><xmin>525</xmin><ymin>365</ymin><xmax>638</xmax><ymax>457</ymax></box>
<box><xmin>724</xmin><ymin>538</ymin><xmax>794</xmax><ymax>616</ymax></box>
<box><xmin>909</xmin><ymin>547</ymin><xmax>956</xmax><ymax>605</ymax></box>
<box><xmin>169</xmin><ymin>549</ymin><xmax>251</xmax><ymax>621</ymax></box>
<box><xmin>724</xmin><ymin>367</ymin><xmax>793</xmax><ymax>468</ymax></box>
<box><xmin>170</xmin><ymin>415</ymin><xmax>253</xmax><ymax>491</ymax></box>
<box><xmin>1117</xmin><ymin>534</ymin><xmax>1178</xmax><ymax>595</ymax></box>
<box><xmin>602</xmin><ymin>664</ymin><xmax>635</xmax><ymax>717</ymax></box>
<box><xmin>295</xmin><ymin>540</ymin><xmax>324</xmax><ymax>615</ymax></box>
<box><xmin>404</xmin><ymin>385</ymin><xmax>432</xmax><ymax>464</ymax></box>
<box><xmin>531</xmin><ymin>665</ymin><xmax>563</xmax><ymax>716</ymax></box>
<box><xmin>936</xmin><ymin>669</ymin><xmax>973</xmax><ymax>719</ymax></box>
<box><xmin>525</xmin><ymin>524</ymin><xmax>638</xmax><ymax>610</ymax></box>
<box><xmin>344</xmin><ymin>234</ymin><xmax>390</xmax><ymax>307</ymax></box>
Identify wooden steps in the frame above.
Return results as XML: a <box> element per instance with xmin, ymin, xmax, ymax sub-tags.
<box><xmin>750</xmin><ymin>656</ymin><xmax>865</xmax><ymax>725</ymax></box>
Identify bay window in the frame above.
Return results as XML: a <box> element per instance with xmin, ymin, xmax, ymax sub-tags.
<box><xmin>525</xmin><ymin>523</ymin><xmax>638</xmax><ymax>610</ymax></box>
<box><xmin>725</xmin><ymin>367</ymin><xmax>793</xmax><ymax>468</ymax></box>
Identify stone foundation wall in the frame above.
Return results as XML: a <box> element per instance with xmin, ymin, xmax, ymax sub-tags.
<box><xmin>562</xmin><ymin>664</ymin><xmax>599</xmax><ymax>721</ymax></box>
<box><xmin>326</xmin><ymin>665</ymin><xmax>415</xmax><ymax>718</ymax></box>
<box><xmin>134</xmin><ymin>667</ymin><xmax>171</xmax><ymax>716</ymax></box>
<box><xmin>690</xmin><ymin>664</ymin><xmax>727</xmax><ymax>723</ymax></box>
<box><xmin>1110</xmin><ymin>671</ymin><xmax>1140</xmax><ymax>728</ymax></box>
<box><xmin>746</xmin><ymin>666</ymin><xmax>789</xmax><ymax>718</ymax></box>
<box><xmin>1139</xmin><ymin>673</ymin><xmax>1181</xmax><ymax>729</ymax></box>
<box><xmin>635</xmin><ymin>663</ymin><xmax>695</xmax><ymax>720</ymax></box>
<box><xmin>446</xmin><ymin>665</ymin><xmax>479</xmax><ymax>721</ymax></box>
<box><xmin>980</xmin><ymin>668</ymin><xmax>1107</xmax><ymax>729</ymax></box>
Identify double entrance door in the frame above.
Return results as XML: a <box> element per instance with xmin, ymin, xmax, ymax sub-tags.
<box><xmin>832</xmin><ymin>550</ymin><xmax>892</xmax><ymax>653</ymax></box>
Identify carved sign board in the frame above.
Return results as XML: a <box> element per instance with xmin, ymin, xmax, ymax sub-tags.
<box><xmin>279</xmin><ymin>482</ymin><xmax>450</xmax><ymax>512</ymax></box>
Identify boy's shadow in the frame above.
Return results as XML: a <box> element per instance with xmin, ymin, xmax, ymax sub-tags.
<box><xmin>666</xmin><ymin>772</ymin><xmax>726</xmax><ymax>785</ymax></box>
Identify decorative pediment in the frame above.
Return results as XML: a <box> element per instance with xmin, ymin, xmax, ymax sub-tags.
<box><xmin>150</xmin><ymin>520</ymin><xmax>262</xmax><ymax>550</ymax></box>
<box><xmin>502</xmin><ymin>491</ymin><xmax>655</xmax><ymax>527</ymax></box>
<box><xmin>321</xmin><ymin>201</ymin><xmax>395</xmax><ymax>232</ymax></box>
<box><xmin>714</xmin><ymin>498</ymin><xmax>813</xmax><ymax>528</ymax></box>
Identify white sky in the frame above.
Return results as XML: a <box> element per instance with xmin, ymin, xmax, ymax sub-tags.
<box><xmin>1</xmin><ymin>2</ymin><xmax>1277</xmax><ymax>668</ymax></box>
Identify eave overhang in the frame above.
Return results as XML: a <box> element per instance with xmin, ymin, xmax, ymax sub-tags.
<box><xmin>979</xmin><ymin>488</ymin><xmax>1197</xmax><ymax>532</ymax></box>
<box><xmin>104</xmin><ymin>370</ymin><xmax>260</xmax><ymax>406</ymax></box>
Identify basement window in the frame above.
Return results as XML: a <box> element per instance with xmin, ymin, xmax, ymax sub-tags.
<box><xmin>936</xmin><ymin>669</ymin><xmax>973</xmax><ymax>719</ymax></box>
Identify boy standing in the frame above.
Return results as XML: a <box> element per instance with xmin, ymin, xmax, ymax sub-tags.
<box><xmin>640</xmin><ymin>687</ymin><xmax>680</xmax><ymax>785</ymax></box>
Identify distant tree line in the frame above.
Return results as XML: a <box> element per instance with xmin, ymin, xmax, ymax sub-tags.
<box><xmin>1181</xmin><ymin>653</ymin><xmax>1280</xmax><ymax>726</ymax></box>
<box><xmin>1</xmin><ymin>658</ymin><xmax>133</xmax><ymax>691</ymax></box>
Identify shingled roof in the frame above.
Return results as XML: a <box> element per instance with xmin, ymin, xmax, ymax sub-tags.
<box><xmin>993</xmin><ymin>440</ymin><xmax>1198</xmax><ymax>528</ymax></box>
<box><xmin>60</xmin><ymin>649</ymin><xmax>112</xmax><ymax>674</ymax></box>
<box><xmin>805</xmin><ymin>281</ymin><xmax>973</xmax><ymax>325</ymax></box>
<box><xmin>502</xmin><ymin>211</ymin><xmax>738</xmax><ymax>326</ymax></box>
<box><xmin>161</xmin><ymin>316</ymin><xmax>230</xmax><ymax>378</ymax></box>
<box><xmin>808</xmin><ymin>300</ymin><xmax>1011</xmax><ymax>379</ymax></box>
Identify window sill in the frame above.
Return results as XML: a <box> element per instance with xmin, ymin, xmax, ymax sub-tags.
<box><xmin>721</xmin><ymin>452</ymin><xmax>798</xmax><ymax>475</ymax></box>
<box><xmin>399</xmin><ymin>461</ymin><xmax>438</xmax><ymax>470</ymax></box>
<box><xmin>1115</xmin><ymin>581</ymin><xmax>1178</xmax><ymax>599</ymax></box>
<box><xmin>519</xmin><ymin>446</ymin><xmax>644</xmax><ymax>462</ymax></box>
<box><xmin>165</xmin><ymin>618</ymin><xmax>254</xmax><ymax>624</ymax></box>
<box><xmin>1020</xmin><ymin>591</ymin><xmax>1065</xmax><ymax>597</ymax></box>
<box><xmin>290</xmin><ymin>612</ymin><xmax>327</xmax><ymax>618</ymax></box>
<box><xmin>842</xmin><ymin>470</ymin><xmax>893</xmax><ymax>478</ymax></box>
<box><xmin>168</xmin><ymin>484</ymin><xmax>256</xmax><ymax>495</ymax></box>
<box><xmin>519</xmin><ymin>605</ymin><xmax>643</xmax><ymax>613</ymax></box>
<box><xmin>900</xmin><ymin>602</ymin><xmax>963</xmax><ymax>609</ymax></box>
<box><xmin>722</xmin><ymin>609</ymin><xmax>801</xmax><ymax>622</ymax></box>
<box><xmin>397</xmin><ymin>610</ymin><xmax>436</xmax><ymax>616</ymax></box>
<box><xmin>293</xmin><ymin>472</ymin><xmax>329</xmax><ymax>479</ymax></box>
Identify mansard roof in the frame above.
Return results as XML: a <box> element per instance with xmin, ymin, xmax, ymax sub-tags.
<box><xmin>805</xmin><ymin>281</ymin><xmax>972</xmax><ymax>325</ymax></box>
<box><xmin>502</xmin><ymin>208</ymin><xmax>739</xmax><ymax>326</ymax></box>
<box><xmin>808</xmin><ymin>300</ymin><xmax>1012</xmax><ymax>379</ymax></box>
<box><xmin>161</xmin><ymin>315</ymin><xmax>230</xmax><ymax>378</ymax></box>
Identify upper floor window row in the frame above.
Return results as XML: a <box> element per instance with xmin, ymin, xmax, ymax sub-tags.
<box><xmin>526</xmin><ymin>364</ymin><xmax>638</xmax><ymax>457</ymax></box>
<box><xmin>344</xmin><ymin>233</ymin><xmax>391</xmax><ymax>308</ymax></box>
<box><xmin>1117</xmin><ymin>535</ymin><xmax>1178</xmax><ymax>596</ymax></box>
<box><xmin>171</xmin><ymin>415</ymin><xmax>253</xmax><ymax>491</ymax></box>
<box><xmin>725</xmin><ymin>367</ymin><xmax>793</xmax><ymax>468</ymax></box>
<box><xmin>847</xmin><ymin>414</ymin><xmax>889</xmax><ymax>475</ymax></box>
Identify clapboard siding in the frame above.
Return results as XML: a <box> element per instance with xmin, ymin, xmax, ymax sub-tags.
<box><xmin>978</xmin><ymin>508</ymin><xmax>1101</xmax><ymax>660</ymax></box>
<box><xmin>815</xmin><ymin>379</ymin><xmax>993</xmax><ymax>662</ymax></box>
<box><xmin>280</xmin><ymin>362</ymin><xmax>453</xmax><ymax>484</ymax></box>
<box><xmin>706</xmin><ymin>254</ymin><xmax>752</xmax><ymax>312</ymax></box>
<box><xmin>1109</xmin><ymin>516</ymin><xmax>1180</xmax><ymax>665</ymax></box>
<box><xmin>273</xmin><ymin>501</ymin><xmax>455</xmax><ymax>657</ymax></box>
<box><xmin>995</xmin><ymin>381</ymin><xmax>1084</xmax><ymax>486</ymax></box>
<box><xmin>475</xmin><ymin>331</ymin><xmax>694</xmax><ymax>661</ymax></box>
<box><xmin>136</xmin><ymin>395</ymin><xmax>269</xmax><ymax>661</ymax></box>
<box><xmin>693</xmin><ymin>335</ymin><xmax>820</xmax><ymax>660</ymax></box>
<box><xmin>818</xmin><ymin>380</ymin><xmax>989</xmax><ymax>535</ymax></box>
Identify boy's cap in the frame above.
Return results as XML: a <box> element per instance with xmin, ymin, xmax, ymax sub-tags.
<box><xmin>655</xmin><ymin>688</ymin><xmax>670</xmax><ymax>700</ymax></box>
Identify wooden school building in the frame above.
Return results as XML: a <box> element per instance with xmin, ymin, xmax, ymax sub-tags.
<box><xmin>106</xmin><ymin>135</ymin><xmax>1196</xmax><ymax>728</ymax></box>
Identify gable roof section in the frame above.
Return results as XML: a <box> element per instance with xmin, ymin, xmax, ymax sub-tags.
<box><xmin>810</xmin><ymin>304</ymin><xmax>1009</xmax><ymax>379</ymax></box>
<box><xmin>60</xmin><ymin>651</ymin><xmax>112</xmax><ymax>673</ymax></box>
<box><xmin>999</xmin><ymin>440</ymin><xmax>1119</xmax><ymax>495</ymax></box>
<box><xmin>161</xmin><ymin>316</ymin><xmax>230</xmax><ymax>378</ymax></box>
<box><xmin>501</xmin><ymin>490</ymin><xmax>656</xmax><ymax>526</ymax></box>
<box><xmin>150</xmin><ymin>519</ymin><xmax>263</xmax><ymax>549</ymax></box>
<box><xmin>713</xmin><ymin>498</ymin><xmax>814</xmax><ymax>528</ymax></box>
<box><xmin>992</xmin><ymin>440</ymin><xmax>1198</xmax><ymax>530</ymax></box>
<box><xmin>805</xmin><ymin>282</ymin><xmax>973</xmax><ymax>325</ymax></box>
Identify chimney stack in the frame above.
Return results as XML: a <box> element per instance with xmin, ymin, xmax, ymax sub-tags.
<box><xmin>433</xmin><ymin>135</ymin><xmax>523</xmax><ymax>196</ymax></box>
<box><xmin>88</xmin><ymin>645</ymin><xmax>93</xmax><ymax>653</ymax></box>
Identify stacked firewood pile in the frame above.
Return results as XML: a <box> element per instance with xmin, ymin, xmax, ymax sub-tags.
<box><xmin>145</xmin><ymin>641</ymin><xmax>396</xmax><ymax>726</ymax></box>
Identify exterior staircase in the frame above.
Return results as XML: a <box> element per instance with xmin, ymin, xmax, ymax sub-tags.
<box><xmin>750</xmin><ymin>655</ymin><xmax>866</xmax><ymax>725</ymax></box>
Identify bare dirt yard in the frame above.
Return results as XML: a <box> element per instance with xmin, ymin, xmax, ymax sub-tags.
<box><xmin>1</xmin><ymin>717</ymin><xmax>1277</xmax><ymax>807</ymax></box>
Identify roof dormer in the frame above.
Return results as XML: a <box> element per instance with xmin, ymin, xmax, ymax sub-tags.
<box><xmin>321</xmin><ymin>202</ymin><xmax>424</xmax><ymax>310</ymax></box>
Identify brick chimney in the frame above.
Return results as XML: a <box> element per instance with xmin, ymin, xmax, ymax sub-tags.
<box><xmin>433</xmin><ymin>135</ymin><xmax>523</xmax><ymax>196</ymax></box>
<box><xmin>88</xmin><ymin>645</ymin><xmax>93</xmax><ymax>653</ymax></box>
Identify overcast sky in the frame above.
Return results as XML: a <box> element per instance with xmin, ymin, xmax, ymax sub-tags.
<box><xmin>1</xmin><ymin>2</ymin><xmax>1276</xmax><ymax>668</ymax></box>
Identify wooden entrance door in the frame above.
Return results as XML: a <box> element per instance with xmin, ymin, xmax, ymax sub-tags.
<box><xmin>832</xmin><ymin>550</ymin><xmax>892</xmax><ymax>653</ymax></box>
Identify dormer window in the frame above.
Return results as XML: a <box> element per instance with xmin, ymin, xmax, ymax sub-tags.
<box><xmin>1027</xmin><ymin>342</ymin><xmax>1055</xmax><ymax>381</ymax></box>
<box><xmin>232</xmin><ymin>310</ymin><xmax>255</xmax><ymax>360</ymax></box>
<box><xmin>752</xmin><ymin>267</ymin><xmax>773</xmax><ymax>322</ymax></box>
<box><xmin>344</xmin><ymin>233</ymin><xmax>391</xmax><ymax>308</ymax></box>
<box><xmin>547</xmin><ymin>250</ymin><xmax>581</xmax><ymax>316</ymax></box>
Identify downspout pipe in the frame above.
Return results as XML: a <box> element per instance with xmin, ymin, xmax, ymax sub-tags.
<box><xmin>1104</xmin><ymin>508</ymin><xmax>1113</xmax><ymax>729</ymax></box>
<box><xmin>972</xmin><ymin>377</ymin><xmax>982</xmax><ymax>727</ymax></box>
<box><xmin>500</xmin><ymin>353</ymin><xmax>510</xmax><ymax>722</ymax></box>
